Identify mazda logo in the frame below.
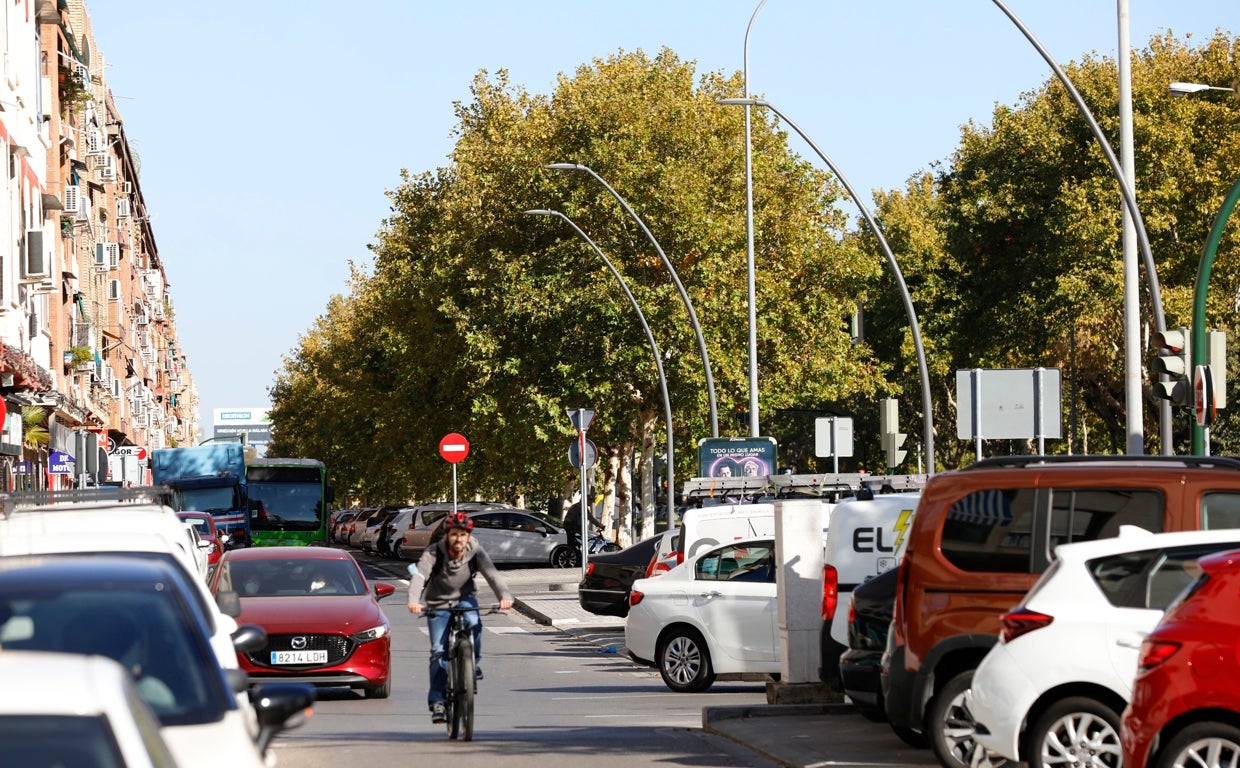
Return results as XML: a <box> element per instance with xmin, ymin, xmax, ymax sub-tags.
<box><xmin>291</xmin><ymin>636</ymin><xmax>308</xmax><ymax>650</ymax></box>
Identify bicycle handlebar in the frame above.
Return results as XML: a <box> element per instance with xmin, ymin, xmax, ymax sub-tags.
<box><xmin>425</xmin><ymin>604</ymin><xmax>506</xmax><ymax>617</ymax></box>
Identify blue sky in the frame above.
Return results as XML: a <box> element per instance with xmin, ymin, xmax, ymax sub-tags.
<box><xmin>84</xmin><ymin>1</ymin><xmax>1233</xmax><ymax>437</ymax></box>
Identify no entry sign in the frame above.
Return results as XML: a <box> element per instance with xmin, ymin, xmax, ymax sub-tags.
<box><xmin>438</xmin><ymin>433</ymin><xmax>470</xmax><ymax>464</ymax></box>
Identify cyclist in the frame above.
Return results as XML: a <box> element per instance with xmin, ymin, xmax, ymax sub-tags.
<box><xmin>407</xmin><ymin>511</ymin><xmax>513</xmax><ymax>724</ymax></box>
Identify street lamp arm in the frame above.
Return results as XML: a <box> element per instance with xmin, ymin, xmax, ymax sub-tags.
<box><xmin>1170</xmin><ymin>81</ymin><xmax>1235</xmax><ymax>96</ymax></box>
<box><xmin>722</xmin><ymin>97</ymin><xmax>935</xmax><ymax>474</ymax></box>
<box><xmin>545</xmin><ymin>162</ymin><xmax>719</xmax><ymax>438</ymax></box>
<box><xmin>523</xmin><ymin>208</ymin><xmax>676</xmax><ymax>516</ymax></box>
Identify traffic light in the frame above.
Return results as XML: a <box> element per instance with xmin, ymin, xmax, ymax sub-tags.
<box><xmin>1151</xmin><ymin>327</ymin><xmax>1192</xmax><ymax>405</ymax></box>
<box><xmin>879</xmin><ymin>398</ymin><xmax>907</xmax><ymax>469</ymax></box>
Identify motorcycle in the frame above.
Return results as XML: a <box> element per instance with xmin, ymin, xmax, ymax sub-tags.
<box><xmin>561</xmin><ymin>528</ymin><xmax>621</xmax><ymax>568</ymax></box>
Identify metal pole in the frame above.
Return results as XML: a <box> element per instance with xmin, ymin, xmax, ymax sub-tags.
<box><xmin>719</xmin><ymin>98</ymin><xmax>936</xmax><ymax>475</ymax></box>
<box><xmin>1190</xmin><ymin>177</ymin><xmax>1240</xmax><ymax>453</ymax></box>
<box><xmin>743</xmin><ymin>0</ymin><xmax>769</xmax><ymax>437</ymax></box>
<box><xmin>546</xmin><ymin>163</ymin><xmax>719</xmax><ymax>438</ymax></box>
<box><xmin>1117</xmin><ymin>0</ymin><xmax>1144</xmax><ymax>455</ymax></box>
<box><xmin>524</xmin><ymin>209</ymin><xmax>675</xmax><ymax>521</ymax></box>
<box><xmin>579</xmin><ymin>431</ymin><xmax>588</xmax><ymax>577</ymax></box>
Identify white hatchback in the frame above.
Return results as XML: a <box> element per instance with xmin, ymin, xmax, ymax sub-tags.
<box><xmin>625</xmin><ymin>536</ymin><xmax>780</xmax><ymax>691</ymax></box>
<box><xmin>968</xmin><ymin>526</ymin><xmax>1240</xmax><ymax>768</ymax></box>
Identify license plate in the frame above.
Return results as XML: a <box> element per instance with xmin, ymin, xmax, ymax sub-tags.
<box><xmin>271</xmin><ymin>650</ymin><xmax>327</xmax><ymax>665</ymax></box>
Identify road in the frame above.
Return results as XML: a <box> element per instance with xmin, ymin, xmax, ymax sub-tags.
<box><xmin>268</xmin><ymin>561</ymin><xmax>779</xmax><ymax>768</ymax></box>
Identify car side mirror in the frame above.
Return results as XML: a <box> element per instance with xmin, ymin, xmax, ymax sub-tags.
<box><xmin>232</xmin><ymin>623</ymin><xmax>268</xmax><ymax>655</ymax></box>
<box><xmin>250</xmin><ymin>683</ymin><xmax>315</xmax><ymax>756</ymax></box>
<box><xmin>373</xmin><ymin>582</ymin><xmax>397</xmax><ymax>601</ymax></box>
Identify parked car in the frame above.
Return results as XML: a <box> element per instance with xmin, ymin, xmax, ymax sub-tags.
<box><xmin>0</xmin><ymin>650</ymin><xmax>179</xmax><ymax>768</ymax></box>
<box><xmin>407</xmin><ymin>507</ymin><xmax>572</xmax><ymax>567</ymax></box>
<box><xmin>578</xmin><ymin>533</ymin><xmax>663</xmax><ymax>617</ymax></box>
<box><xmin>969</xmin><ymin>527</ymin><xmax>1240</xmax><ymax>768</ymax></box>
<box><xmin>1122</xmin><ymin>548</ymin><xmax>1240</xmax><ymax>768</ymax></box>
<box><xmin>884</xmin><ymin>455</ymin><xmax>1240</xmax><ymax>768</ymax></box>
<box><xmin>0</xmin><ymin>554</ymin><xmax>312</xmax><ymax>766</ymax></box>
<box><xmin>360</xmin><ymin>507</ymin><xmax>401</xmax><ymax>556</ymax></box>
<box><xmin>643</xmin><ymin>528</ymin><xmax>682</xmax><ymax>577</ymax></box>
<box><xmin>179</xmin><ymin>510</ymin><xmax>225</xmax><ymax>574</ymax></box>
<box><xmin>397</xmin><ymin>501</ymin><xmax>516</xmax><ymax>561</ymax></box>
<box><xmin>330</xmin><ymin>509</ymin><xmax>360</xmax><ymax>543</ymax></box>
<box><xmin>347</xmin><ymin>507</ymin><xmax>385</xmax><ymax>549</ymax></box>
<box><xmin>209</xmin><ymin>545</ymin><xmax>396</xmax><ymax>699</ymax></box>
<box><xmin>626</xmin><ymin>537</ymin><xmax>782</xmax><ymax>692</ymax></box>
<box><xmin>383</xmin><ymin>506</ymin><xmax>419</xmax><ymax>558</ymax></box>
<box><xmin>839</xmin><ymin>567</ymin><xmax>904</xmax><ymax>725</ymax></box>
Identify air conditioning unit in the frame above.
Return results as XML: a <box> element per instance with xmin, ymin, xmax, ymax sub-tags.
<box><xmin>74</xmin><ymin>62</ymin><xmax>91</xmax><ymax>92</ymax></box>
<box><xmin>63</xmin><ymin>185</ymin><xmax>80</xmax><ymax>214</ymax></box>
<box><xmin>89</xmin><ymin>154</ymin><xmax>109</xmax><ymax>171</ymax></box>
<box><xmin>98</xmin><ymin>156</ymin><xmax>116</xmax><ymax>182</ymax></box>
<box><xmin>115</xmin><ymin>199</ymin><xmax>130</xmax><ymax>218</ymax></box>
<box><xmin>23</xmin><ymin>229</ymin><xmax>48</xmax><ymax>279</ymax></box>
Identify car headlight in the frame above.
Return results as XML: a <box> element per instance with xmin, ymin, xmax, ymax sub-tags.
<box><xmin>350</xmin><ymin>623</ymin><xmax>390</xmax><ymax>643</ymax></box>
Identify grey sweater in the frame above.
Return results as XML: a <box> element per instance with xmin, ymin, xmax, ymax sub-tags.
<box><xmin>407</xmin><ymin>538</ymin><xmax>513</xmax><ymax>609</ymax></box>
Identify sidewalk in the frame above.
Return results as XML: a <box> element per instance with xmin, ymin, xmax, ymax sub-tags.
<box><xmin>503</xmin><ymin>568</ymin><xmax>921</xmax><ymax>768</ymax></box>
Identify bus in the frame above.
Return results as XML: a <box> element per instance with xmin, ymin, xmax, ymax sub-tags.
<box><xmin>245</xmin><ymin>458</ymin><xmax>333</xmax><ymax>546</ymax></box>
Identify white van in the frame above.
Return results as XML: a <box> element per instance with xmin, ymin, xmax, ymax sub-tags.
<box><xmin>679</xmin><ymin>499</ymin><xmax>833</xmax><ymax>561</ymax></box>
<box><xmin>818</xmin><ymin>491</ymin><xmax>920</xmax><ymax>690</ymax></box>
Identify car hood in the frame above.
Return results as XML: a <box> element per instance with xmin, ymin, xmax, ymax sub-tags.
<box><xmin>164</xmin><ymin>711</ymin><xmax>264</xmax><ymax>768</ymax></box>
<box><xmin>238</xmin><ymin>595</ymin><xmax>385</xmax><ymax>632</ymax></box>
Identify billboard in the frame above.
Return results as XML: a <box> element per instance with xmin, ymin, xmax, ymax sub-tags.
<box><xmin>213</xmin><ymin>407</ymin><xmax>271</xmax><ymax>445</ymax></box>
<box><xmin>696</xmin><ymin>437</ymin><xmax>779</xmax><ymax>478</ymax></box>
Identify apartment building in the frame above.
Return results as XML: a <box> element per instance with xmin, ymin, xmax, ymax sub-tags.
<box><xmin>0</xmin><ymin>0</ymin><xmax>200</xmax><ymax>488</ymax></box>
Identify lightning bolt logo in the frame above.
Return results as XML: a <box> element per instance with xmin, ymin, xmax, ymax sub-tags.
<box><xmin>893</xmin><ymin>509</ymin><xmax>913</xmax><ymax>551</ymax></box>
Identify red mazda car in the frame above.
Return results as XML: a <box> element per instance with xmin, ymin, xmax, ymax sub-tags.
<box><xmin>1122</xmin><ymin>548</ymin><xmax>1240</xmax><ymax>768</ymax></box>
<box><xmin>208</xmin><ymin>546</ymin><xmax>396</xmax><ymax>698</ymax></box>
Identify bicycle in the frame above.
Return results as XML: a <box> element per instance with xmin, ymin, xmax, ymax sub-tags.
<box><xmin>427</xmin><ymin>603</ymin><xmax>503</xmax><ymax>741</ymax></box>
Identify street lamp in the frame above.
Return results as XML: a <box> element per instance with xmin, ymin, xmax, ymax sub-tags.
<box><xmin>523</xmin><ymin>208</ymin><xmax>676</xmax><ymax>531</ymax></box>
<box><xmin>741</xmin><ymin>0</ymin><xmax>768</xmax><ymax>438</ymax></box>
<box><xmin>718</xmin><ymin>96</ymin><xmax>936</xmax><ymax>475</ymax></box>
<box><xmin>1169</xmin><ymin>81</ymin><xmax>1236</xmax><ymax>97</ymax></box>
<box><xmin>545</xmin><ymin>162</ymin><xmax>719</xmax><ymax>439</ymax></box>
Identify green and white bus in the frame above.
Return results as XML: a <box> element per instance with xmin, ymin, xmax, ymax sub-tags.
<box><xmin>246</xmin><ymin>458</ymin><xmax>333</xmax><ymax>546</ymax></box>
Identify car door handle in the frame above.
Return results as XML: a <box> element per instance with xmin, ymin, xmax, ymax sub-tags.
<box><xmin>1115</xmin><ymin>632</ymin><xmax>1147</xmax><ymax>649</ymax></box>
<box><xmin>699</xmin><ymin>591</ymin><xmax>723</xmax><ymax>599</ymax></box>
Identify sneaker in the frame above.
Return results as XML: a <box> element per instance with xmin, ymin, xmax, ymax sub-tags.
<box><xmin>430</xmin><ymin>702</ymin><xmax>446</xmax><ymax>724</ymax></box>
<box><xmin>474</xmin><ymin>666</ymin><xmax>483</xmax><ymax>681</ymax></box>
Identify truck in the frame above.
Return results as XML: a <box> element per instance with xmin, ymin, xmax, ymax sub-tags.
<box><xmin>150</xmin><ymin>443</ymin><xmax>253</xmax><ymax>547</ymax></box>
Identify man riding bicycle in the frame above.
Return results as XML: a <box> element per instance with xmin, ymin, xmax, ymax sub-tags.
<box><xmin>407</xmin><ymin>511</ymin><xmax>514</xmax><ymax>724</ymax></box>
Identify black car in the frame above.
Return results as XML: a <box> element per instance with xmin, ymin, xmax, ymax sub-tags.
<box><xmin>577</xmin><ymin>534</ymin><xmax>662</xmax><ymax>617</ymax></box>
<box><xmin>838</xmin><ymin>567</ymin><xmax>900</xmax><ymax>723</ymax></box>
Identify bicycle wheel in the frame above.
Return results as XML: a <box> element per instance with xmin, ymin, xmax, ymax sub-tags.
<box><xmin>453</xmin><ymin>637</ymin><xmax>476</xmax><ymax>741</ymax></box>
<box><xmin>445</xmin><ymin>649</ymin><xmax>458</xmax><ymax>739</ymax></box>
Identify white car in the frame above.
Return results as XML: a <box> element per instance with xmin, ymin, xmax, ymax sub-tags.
<box><xmin>625</xmin><ymin>536</ymin><xmax>780</xmax><ymax>691</ymax></box>
<box><xmin>0</xmin><ymin>650</ymin><xmax>179</xmax><ymax>768</ymax></box>
<box><xmin>969</xmin><ymin>526</ymin><xmax>1240</xmax><ymax>768</ymax></box>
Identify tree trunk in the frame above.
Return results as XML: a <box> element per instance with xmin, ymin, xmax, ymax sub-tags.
<box><xmin>636</xmin><ymin>407</ymin><xmax>658</xmax><ymax>540</ymax></box>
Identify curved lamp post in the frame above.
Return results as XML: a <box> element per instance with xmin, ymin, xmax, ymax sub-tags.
<box><xmin>991</xmin><ymin>0</ymin><xmax>1171</xmax><ymax>453</ymax></box>
<box><xmin>741</xmin><ymin>0</ymin><xmax>769</xmax><ymax>437</ymax></box>
<box><xmin>545</xmin><ymin>162</ymin><xmax>719</xmax><ymax>439</ymax></box>
<box><xmin>523</xmin><ymin>208</ymin><xmax>676</xmax><ymax>526</ymax></box>
<box><xmin>718</xmin><ymin>97</ymin><xmax>936</xmax><ymax>475</ymax></box>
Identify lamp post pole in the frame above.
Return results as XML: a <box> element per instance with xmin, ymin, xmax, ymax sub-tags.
<box><xmin>546</xmin><ymin>162</ymin><xmax>718</xmax><ymax>439</ymax></box>
<box><xmin>990</xmin><ymin>0</ymin><xmax>1170</xmax><ymax>453</ymax></box>
<box><xmin>718</xmin><ymin>97</ymin><xmax>935</xmax><ymax>474</ymax></box>
<box><xmin>524</xmin><ymin>209</ymin><xmax>675</xmax><ymax>529</ymax></box>
<box><xmin>742</xmin><ymin>0</ymin><xmax>768</xmax><ymax>438</ymax></box>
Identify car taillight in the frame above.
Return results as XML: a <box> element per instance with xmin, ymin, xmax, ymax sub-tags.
<box><xmin>822</xmin><ymin>564</ymin><xmax>839</xmax><ymax>620</ymax></box>
<box><xmin>629</xmin><ymin>589</ymin><xmax>644</xmax><ymax>606</ymax></box>
<box><xmin>1138</xmin><ymin>639</ymin><xmax>1181</xmax><ymax>672</ymax></box>
<box><xmin>1000</xmin><ymin>607</ymin><xmax>1054</xmax><ymax>642</ymax></box>
<box><xmin>585</xmin><ymin>563</ymin><xmax>595</xmax><ymax>577</ymax></box>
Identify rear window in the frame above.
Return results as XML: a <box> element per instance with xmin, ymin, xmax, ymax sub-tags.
<box><xmin>941</xmin><ymin>488</ymin><xmax>1163</xmax><ymax>573</ymax></box>
<box><xmin>1089</xmin><ymin>542</ymin><xmax>1237</xmax><ymax>609</ymax></box>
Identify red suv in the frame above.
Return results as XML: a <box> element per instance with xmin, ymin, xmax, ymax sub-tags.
<box><xmin>1122</xmin><ymin>548</ymin><xmax>1240</xmax><ymax>768</ymax></box>
<box><xmin>883</xmin><ymin>455</ymin><xmax>1240</xmax><ymax>768</ymax></box>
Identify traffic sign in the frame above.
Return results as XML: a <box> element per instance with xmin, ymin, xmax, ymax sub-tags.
<box><xmin>566</xmin><ymin>408</ymin><xmax>596</xmax><ymax>433</ymax></box>
<box><xmin>1195</xmin><ymin>365</ymin><xmax>1215</xmax><ymax>428</ymax></box>
<box><xmin>568</xmin><ymin>437</ymin><xmax>597</xmax><ymax>469</ymax></box>
<box><xmin>439</xmin><ymin>433</ymin><xmax>470</xmax><ymax>464</ymax></box>
<box><xmin>115</xmin><ymin>446</ymin><xmax>148</xmax><ymax>461</ymax></box>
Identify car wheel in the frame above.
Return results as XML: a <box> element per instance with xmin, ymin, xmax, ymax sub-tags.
<box><xmin>657</xmin><ymin>627</ymin><xmax>716</xmax><ymax>693</ymax></box>
<box><xmin>1154</xmin><ymin>722</ymin><xmax>1240</xmax><ymax>768</ymax></box>
<box><xmin>1024</xmin><ymin>696</ymin><xmax>1121</xmax><ymax>768</ymax></box>
<box><xmin>926</xmin><ymin>669</ymin><xmax>1013</xmax><ymax>768</ymax></box>
<box><xmin>363</xmin><ymin>677</ymin><xmax>392</xmax><ymax>699</ymax></box>
<box><xmin>550</xmin><ymin>546</ymin><xmax>574</xmax><ymax>568</ymax></box>
<box><xmin>393</xmin><ymin>540</ymin><xmax>404</xmax><ymax>560</ymax></box>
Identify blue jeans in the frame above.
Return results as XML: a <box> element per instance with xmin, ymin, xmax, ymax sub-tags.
<box><xmin>426</xmin><ymin>595</ymin><xmax>482</xmax><ymax>707</ymax></box>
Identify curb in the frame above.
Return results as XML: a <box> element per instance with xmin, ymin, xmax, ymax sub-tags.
<box><xmin>702</xmin><ymin>702</ymin><xmax>856</xmax><ymax>726</ymax></box>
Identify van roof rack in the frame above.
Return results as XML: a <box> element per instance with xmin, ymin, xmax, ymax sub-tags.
<box><xmin>961</xmin><ymin>455</ymin><xmax>1240</xmax><ymax>472</ymax></box>
<box><xmin>0</xmin><ymin>486</ymin><xmax>174</xmax><ymax>519</ymax></box>
<box><xmin>681</xmin><ymin>473</ymin><xmax>928</xmax><ymax>503</ymax></box>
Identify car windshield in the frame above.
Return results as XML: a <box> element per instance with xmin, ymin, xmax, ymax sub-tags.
<box><xmin>0</xmin><ymin>584</ymin><xmax>231</xmax><ymax>727</ymax></box>
<box><xmin>222</xmin><ymin>557</ymin><xmax>366</xmax><ymax>597</ymax></box>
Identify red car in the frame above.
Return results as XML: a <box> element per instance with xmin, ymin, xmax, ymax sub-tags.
<box><xmin>177</xmin><ymin>511</ymin><xmax>224</xmax><ymax>573</ymax></box>
<box><xmin>208</xmin><ymin>546</ymin><xmax>396</xmax><ymax>698</ymax></box>
<box><xmin>1122</xmin><ymin>548</ymin><xmax>1240</xmax><ymax>768</ymax></box>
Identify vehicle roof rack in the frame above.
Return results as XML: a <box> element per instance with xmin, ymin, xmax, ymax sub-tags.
<box><xmin>0</xmin><ymin>486</ymin><xmax>175</xmax><ymax>519</ymax></box>
<box><xmin>681</xmin><ymin>472</ymin><xmax>927</xmax><ymax>504</ymax></box>
<box><xmin>961</xmin><ymin>455</ymin><xmax>1240</xmax><ymax>472</ymax></box>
